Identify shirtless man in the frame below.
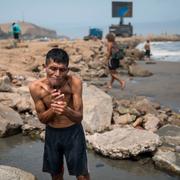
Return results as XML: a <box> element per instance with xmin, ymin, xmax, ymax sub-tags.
<box><xmin>29</xmin><ymin>48</ymin><xmax>90</xmax><ymax>180</ymax></box>
<box><xmin>144</xmin><ymin>40</ymin><xmax>151</xmax><ymax>61</ymax></box>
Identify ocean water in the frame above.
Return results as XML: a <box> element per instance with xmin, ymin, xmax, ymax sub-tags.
<box><xmin>136</xmin><ymin>41</ymin><xmax>180</xmax><ymax>62</ymax></box>
<box><xmin>51</xmin><ymin>21</ymin><xmax>180</xmax><ymax>39</ymax></box>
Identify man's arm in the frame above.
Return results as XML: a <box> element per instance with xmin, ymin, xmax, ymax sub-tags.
<box><xmin>29</xmin><ymin>82</ymin><xmax>55</xmax><ymax>124</ymax></box>
<box><xmin>106</xmin><ymin>43</ymin><xmax>112</xmax><ymax>63</ymax></box>
<box><xmin>65</xmin><ymin>77</ymin><xmax>83</xmax><ymax>123</ymax></box>
<box><xmin>51</xmin><ymin>77</ymin><xmax>83</xmax><ymax>123</ymax></box>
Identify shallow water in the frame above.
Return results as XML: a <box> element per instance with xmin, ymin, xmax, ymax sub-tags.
<box><xmin>101</xmin><ymin>61</ymin><xmax>180</xmax><ymax>113</ymax></box>
<box><xmin>0</xmin><ymin>134</ymin><xmax>179</xmax><ymax>180</ymax></box>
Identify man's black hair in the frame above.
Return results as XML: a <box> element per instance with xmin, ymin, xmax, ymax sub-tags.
<box><xmin>45</xmin><ymin>48</ymin><xmax>69</xmax><ymax>66</ymax></box>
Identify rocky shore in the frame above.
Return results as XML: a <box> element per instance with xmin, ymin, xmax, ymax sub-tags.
<box><xmin>0</xmin><ymin>36</ymin><xmax>180</xmax><ymax>178</ymax></box>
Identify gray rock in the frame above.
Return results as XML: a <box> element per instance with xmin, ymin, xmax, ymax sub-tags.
<box><xmin>128</xmin><ymin>65</ymin><xmax>153</xmax><ymax>77</ymax></box>
<box><xmin>157</xmin><ymin>124</ymin><xmax>180</xmax><ymax>147</ymax></box>
<box><xmin>0</xmin><ymin>103</ymin><xmax>23</xmax><ymax>137</ymax></box>
<box><xmin>143</xmin><ymin>113</ymin><xmax>161</xmax><ymax>132</ymax></box>
<box><xmin>82</xmin><ymin>83</ymin><xmax>112</xmax><ymax>134</ymax></box>
<box><xmin>133</xmin><ymin>98</ymin><xmax>157</xmax><ymax>115</ymax></box>
<box><xmin>11</xmin><ymin>95</ymin><xmax>33</xmax><ymax>113</ymax></box>
<box><xmin>86</xmin><ymin>127</ymin><xmax>161</xmax><ymax>159</ymax></box>
<box><xmin>153</xmin><ymin>147</ymin><xmax>180</xmax><ymax>175</ymax></box>
<box><xmin>114</xmin><ymin>113</ymin><xmax>136</xmax><ymax>125</ymax></box>
<box><xmin>0</xmin><ymin>76</ymin><xmax>12</xmax><ymax>92</ymax></box>
<box><xmin>116</xmin><ymin>106</ymin><xmax>130</xmax><ymax>115</ymax></box>
<box><xmin>0</xmin><ymin>165</ymin><xmax>36</xmax><ymax>180</ymax></box>
<box><xmin>167</xmin><ymin>113</ymin><xmax>180</xmax><ymax>126</ymax></box>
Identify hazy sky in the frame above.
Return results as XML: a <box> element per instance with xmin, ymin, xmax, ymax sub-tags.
<box><xmin>1</xmin><ymin>0</ymin><xmax>180</xmax><ymax>37</ymax></box>
<box><xmin>1</xmin><ymin>0</ymin><xmax>180</xmax><ymax>24</ymax></box>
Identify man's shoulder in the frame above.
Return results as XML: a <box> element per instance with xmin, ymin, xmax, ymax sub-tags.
<box><xmin>29</xmin><ymin>78</ymin><xmax>46</xmax><ymax>92</ymax></box>
<box><xmin>69</xmin><ymin>75</ymin><xmax>82</xmax><ymax>90</ymax></box>
<box><xmin>70</xmin><ymin>75</ymin><xmax>82</xmax><ymax>84</ymax></box>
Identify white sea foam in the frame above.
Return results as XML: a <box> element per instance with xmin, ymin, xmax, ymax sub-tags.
<box><xmin>136</xmin><ymin>41</ymin><xmax>180</xmax><ymax>62</ymax></box>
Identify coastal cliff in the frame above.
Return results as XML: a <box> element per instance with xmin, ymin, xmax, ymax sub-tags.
<box><xmin>0</xmin><ymin>21</ymin><xmax>57</xmax><ymax>39</ymax></box>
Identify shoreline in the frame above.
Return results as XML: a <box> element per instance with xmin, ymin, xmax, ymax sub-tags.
<box><xmin>100</xmin><ymin>61</ymin><xmax>180</xmax><ymax>113</ymax></box>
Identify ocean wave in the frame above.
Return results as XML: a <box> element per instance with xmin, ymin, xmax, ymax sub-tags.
<box><xmin>136</xmin><ymin>41</ymin><xmax>180</xmax><ymax>62</ymax></box>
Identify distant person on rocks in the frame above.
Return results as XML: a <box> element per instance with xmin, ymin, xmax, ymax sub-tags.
<box><xmin>29</xmin><ymin>48</ymin><xmax>90</xmax><ymax>180</ymax></box>
<box><xmin>105</xmin><ymin>33</ymin><xmax>125</xmax><ymax>90</ymax></box>
<box><xmin>11</xmin><ymin>22</ymin><xmax>21</xmax><ymax>42</ymax></box>
<box><xmin>144</xmin><ymin>40</ymin><xmax>151</xmax><ymax>60</ymax></box>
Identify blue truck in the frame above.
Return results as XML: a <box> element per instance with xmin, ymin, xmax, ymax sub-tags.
<box><xmin>84</xmin><ymin>28</ymin><xmax>103</xmax><ymax>40</ymax></box>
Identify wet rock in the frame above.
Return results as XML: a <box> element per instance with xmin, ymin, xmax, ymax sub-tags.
<box><xmin>167</xmin><ymin>113</ymin><xmax>180</xmax><ymax>126</ymax></box>
<box><xmin>0</xmin><ymin>103</ymin><xmax>23</xmax><ymax>137</ymax></box>
<box><xmin>0</xmin><ymin>165</ymin><xmax>36</xmax><ymax>180</ymax></box>
<box><xmin>157</xmin><ymin>124</ymin><xmax>180</xmax><ymax>147</ymax></box>
<box><xmin>86</xmin><ymin>127</ymin><xmax>161</xmax><ymax>159</ymax></box>
<box><xmin>153</xmin><ymin>147</ymin><xmax>180</xmax><ymax>175</ymax></box>
<box><xmin>128</xmin><ymin>65</ymin><xmax>153</xmax><ymax>77</ymax></box>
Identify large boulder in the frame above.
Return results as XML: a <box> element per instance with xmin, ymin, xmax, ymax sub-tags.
<box><xmin>11</xmin><ymin>95</ymin><xmax>33</xmax><ymax>113</ymax></box>
<box><xmin>128</xmin><ymin>65</ymin><xmax>153</xmax><ymax>77</ymax></box>
<box><xmin>153</xmin><ymin>147</ymin><xmax>180</xmax><ymax>175</ymax></box>
<box><xmin>86</xmin><ymin>127</ymin><xmax>161</xmax><ymax>159</ymax></box>
<box><xmin>0</xmin><ymin>103</ymin><xmax>23</xmax><ymax>137</ymax></box>
<box><xmin>0</xmin><ymin>165</ymin><xmax>36</xmax><ymax>180</ymax></box>
<box><xmin>0</xmin><ymin>92</ymin><xmax>20</xmax><ymax>107</ymax></box>
<box><xmin>157</xmin><ymin>124</ymin><xmax>180</xmax><ymax>147</ymax></box>
<box><xmin>0</xmin><ymin>92</ymin><xmax>34</xmax><ymax>113</ymax></box>
<box><xmin>82</xmin><ymin>83</ymin><xmax>112</xmax><ymax>134</ymax></box>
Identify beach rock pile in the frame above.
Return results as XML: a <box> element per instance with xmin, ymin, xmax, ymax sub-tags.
<box><xmin>0</xmin><ymin>37</ymin><xmax>180</xmax><ymax>175</ymax></box>
<box><xmin>112</xmin><ymin>96</ymin><xmax>180</xmax><ymax>131</ymax></box>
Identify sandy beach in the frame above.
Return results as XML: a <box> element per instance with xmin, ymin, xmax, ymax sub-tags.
<box><xmin>104</xmin><ymin>61</ymin><xmax>180</xmax><ymax>113</ymax></box>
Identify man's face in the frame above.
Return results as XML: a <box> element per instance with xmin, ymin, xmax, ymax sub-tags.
<box><xmin>45</xmin><ymin>60</ymin><xmax>68</xmax><ymax>87</ymax></box>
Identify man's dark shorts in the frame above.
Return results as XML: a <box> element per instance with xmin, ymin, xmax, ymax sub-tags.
<box><xmin>145</xmin><ymin>50</ymin><xmax>150</xmax><ymax>57</ymax></box>
<box><xmin>13</xmin><ymin>33</ymin><xmax>19</xmax><ymax>40</ymax></box>
<box><xmin>108</xmin><ymin>58</ymin><xmax>119</xmax><ymax>70</ymax></box>
<box><xmin>43</xmin><ymin>123</ymin><xmax>89</xmax><ymax>176</ymax></box>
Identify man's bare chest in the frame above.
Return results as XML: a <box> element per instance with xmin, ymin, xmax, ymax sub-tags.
<box><xmin>42</xmin><ymin>84</ymin><xmax>72</xmax><ymax>109</ymax></box>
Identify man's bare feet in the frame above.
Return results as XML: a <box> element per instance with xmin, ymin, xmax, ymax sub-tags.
<box><xmin>120</xmin><ymin>80</ymin><xmax>125</xmax><ymax>90</ymax></box>
<box><xmin>107</xmin><ymin>85</ymin><xmax>112</xmax><ymax>89</ymax></box>
<box><xmin>105</xmin><ymin>82</ymin><xmax>112</xmax><ymax>89</ymax></box>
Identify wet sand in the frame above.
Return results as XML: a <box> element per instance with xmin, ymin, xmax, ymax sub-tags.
<box><xmin>105</xmin><ymin>61</ymin><xmax>180</xmax><ymax>112</ymax></box>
